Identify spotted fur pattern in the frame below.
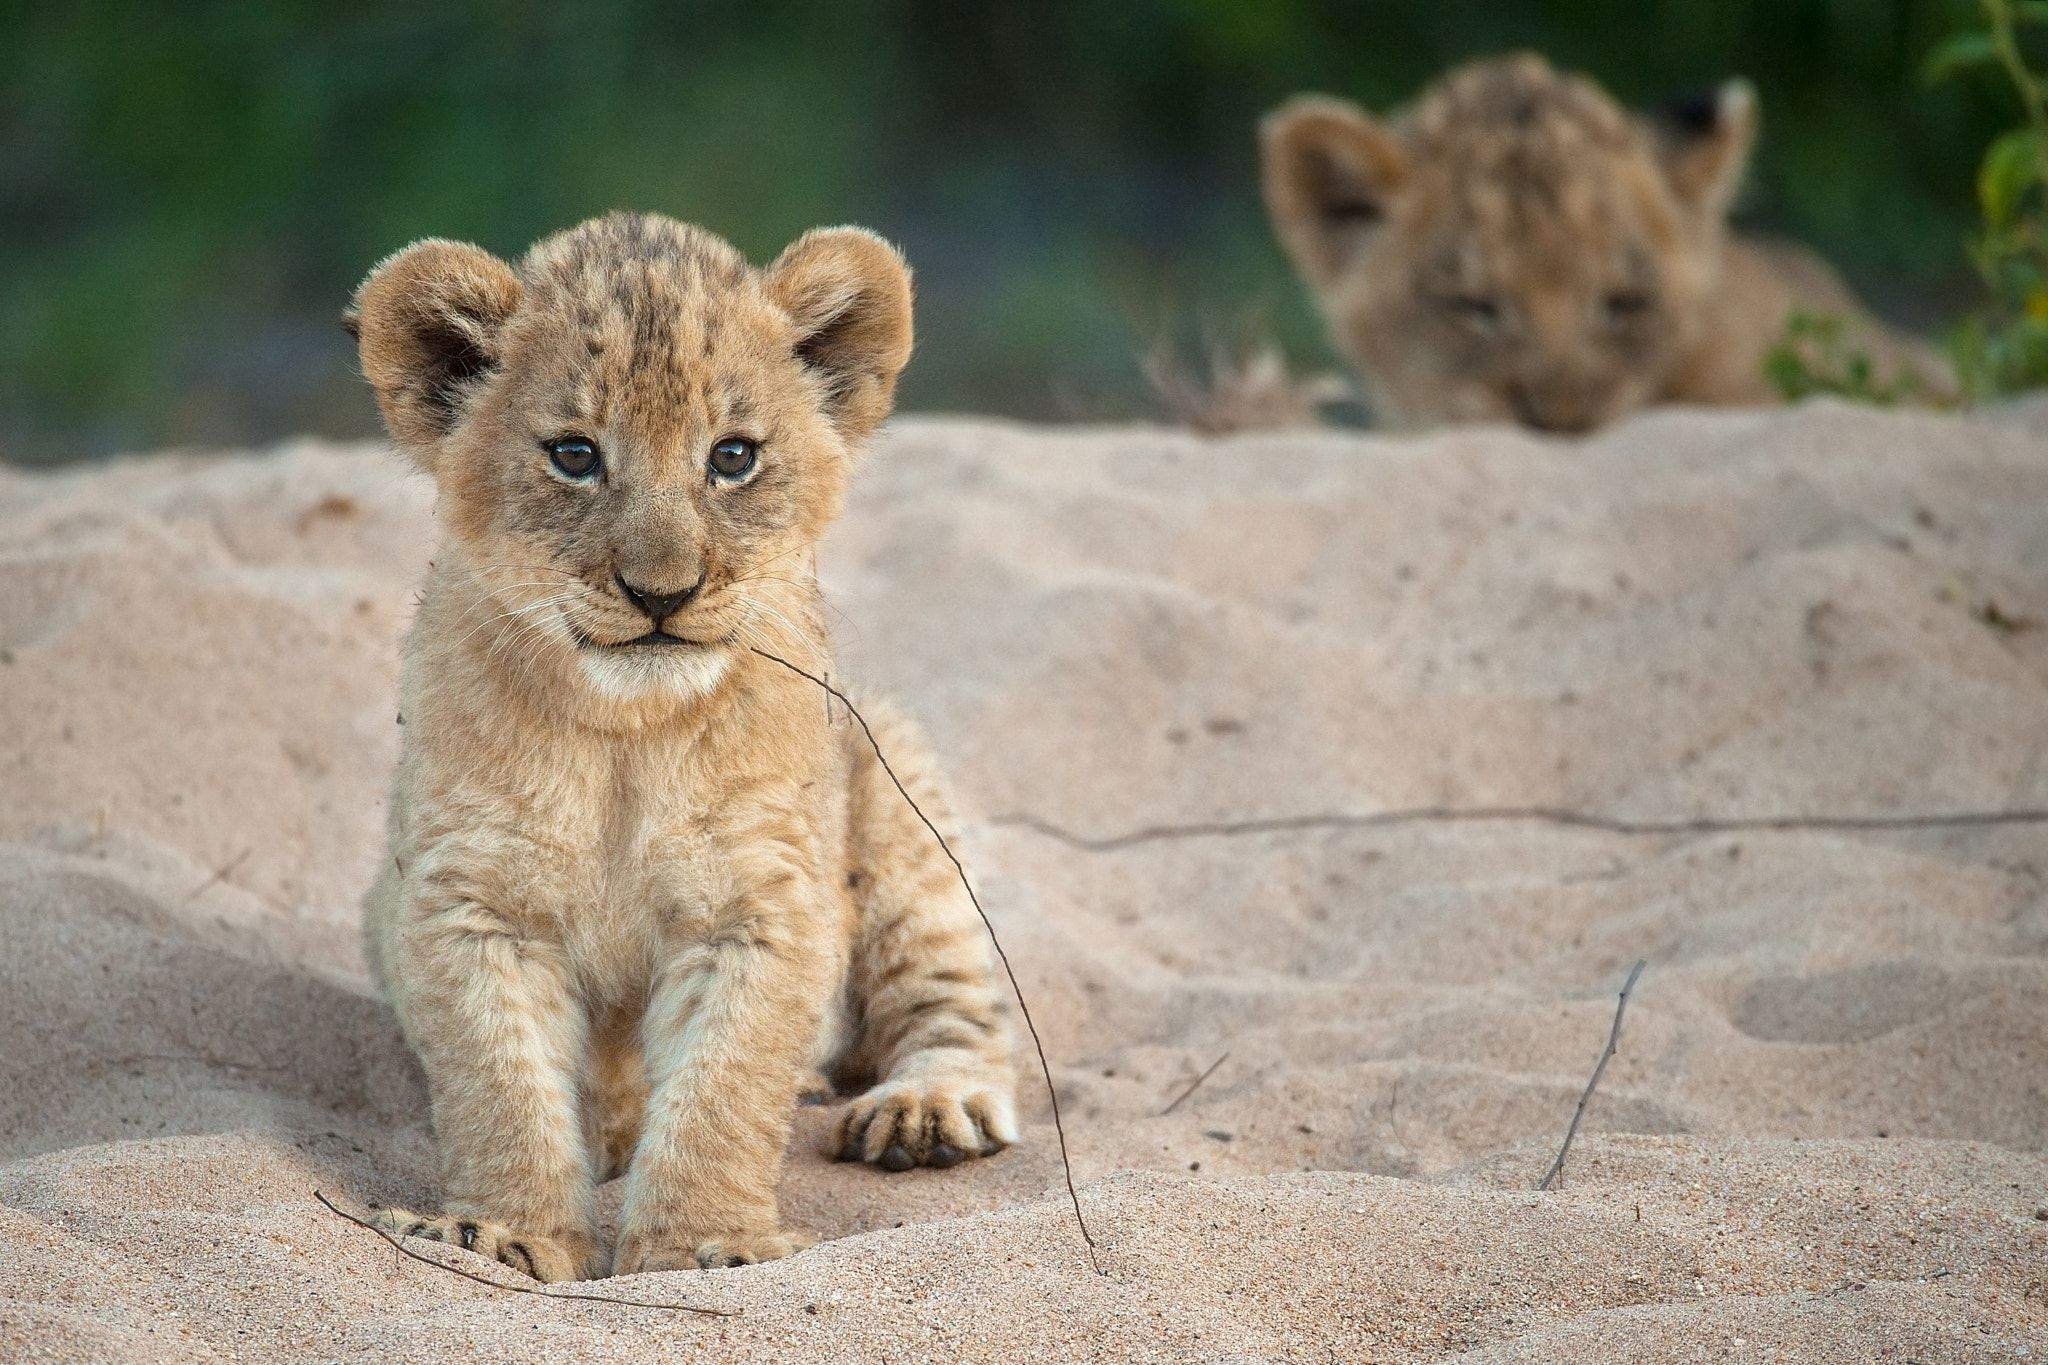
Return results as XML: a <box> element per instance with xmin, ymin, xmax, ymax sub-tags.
<box><xmin>350</xmin><ymin>212</ymin><xmax>1016</xmax><ymax>1281</ymax></box>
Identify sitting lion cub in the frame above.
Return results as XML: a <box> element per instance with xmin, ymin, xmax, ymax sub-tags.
<box><xmin>1261</xmin><ymin>54</ymin><xmax>1943</xmax><ymax>432</ymax></box>
<box><xmin>348</xmin><ymin>212</ymin><xmax>1017</xmax><ymax>1280</ymax></box>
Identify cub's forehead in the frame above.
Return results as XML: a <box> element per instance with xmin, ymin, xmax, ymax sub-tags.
<box><xmin>1423</xmin><ymin>142</ymin><xmax>1663</xmax><ymax>249</ymax></box>
<box><xmin>523</xmin><ymin>211</ymin><xmax>753</xmax><ymax>307</ymax></box>
<box><xmin>509</xmin><ymin>213</ymin><xmax>786</xmax><ymax>430</ymax></box>
<box><xmin>1409</xmin><ymin>55</ymin><xmax>1636</xmax><ymax>158</ymax></box>
<box><xmin>1418</xmin><ymin>175</ymin><xmax>1665</xmax><ymax>292</ymax></box>
<box><xmin>1402</xmin><ymin>65</ymin><xmax>1673</xmax><ymax>279</ymax></box>
<box><xmin>1409</xmin><ymin>58</ymin><xmax>1654</xmax><ymax>202</ymax></box>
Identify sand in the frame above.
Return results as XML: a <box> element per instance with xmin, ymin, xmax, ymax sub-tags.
<box><xmin>0</xmin><ymin>403</ymin><xmax>2043</xmax><ymax>1361</ymax></box>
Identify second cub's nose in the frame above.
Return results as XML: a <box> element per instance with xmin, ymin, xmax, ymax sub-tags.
<box><xmin>615</xmin><ymin>570</ymin><xmax>703</xmax><ymax>622</ymax></box>
<box><xmin>1506</xmin><ymin>382</ymin><xmax>1599</xmax><ymax>436</ymax></box>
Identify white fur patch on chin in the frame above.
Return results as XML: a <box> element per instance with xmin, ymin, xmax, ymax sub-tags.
<box><xmin>575</xmin><ymin>643</ymin><xmax>733</xmax><ymax>703</ymax></box>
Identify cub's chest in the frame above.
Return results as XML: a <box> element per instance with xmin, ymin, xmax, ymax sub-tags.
<box><xmin>513</xmin><ymin>761</ymin><xmax>745</xmax><ymax>933</ymax></box>
<box><xmin>523</xmin><ymin>736</ymin><xmax>844</xmax><ymax>937</ymax></box>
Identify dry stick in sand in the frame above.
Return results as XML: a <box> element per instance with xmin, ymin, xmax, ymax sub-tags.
<box><xmin>181</xmin><ymin>847</ymin><xmax>252</xmax><ymax>904</ymax></box>
<box><xmin>1539</xmin><ymin>959</ymin><xmax>1647</xmax><ymax>1192</ymax></box>
<box><xmin>312</xmin><ymin>1191</ymin><xmax>736</xmax><ymax>1316</ymax></box>
<box><xmin>1159</xmin><ymin>1051</ymin><xmax>1232</xmax><ymax>1117</ymax></box>
<box><xmin>747</xmin><ymin>646</ymin><xmax>1106</xmax><ymax>1275</ymax></box>
<box><xmin>995</xmin><ymin>805</ymin><xmax>2048</xmax><ymax>852</ymax></box>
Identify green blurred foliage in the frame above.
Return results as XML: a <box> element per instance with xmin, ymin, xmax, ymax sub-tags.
<box><xmin>0</xmin><ymin>0</ymin><xmax>2016</xmax><ymax>460</ymax></box>
<box><xmin>1939</xmin><ymin>0</ymin><xmax>2048</xmax><ymax>395</ymax></box>
<box><xmin>1765</xmin><ymin>0</ymin><xmax>2048</xmax><ymax>402</ymax></box>
<box><xmin>1763</xmin><ymin>309</ymin><xmax>1935</xmax><ymax>404</ymax></box>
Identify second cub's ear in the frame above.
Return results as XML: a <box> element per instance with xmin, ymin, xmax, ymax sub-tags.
<box><xmin>1656</xmin><ymin>79</ymin><xmax>1758</xmax><ymax>220</ymax></box>
<box><xmin>1260</xmin><ymin>96</ymin><xmax>1409</xmax><ymax>288</ymax></box>
<box><xmin>765</xmin><ymin>227</ymin><xmax>913</xmax><ymax>444</ymax></box>
<box><xmin>345</xmin><ymin>239</ymin><xmax>523</xmax><ymax>464</ymax></box>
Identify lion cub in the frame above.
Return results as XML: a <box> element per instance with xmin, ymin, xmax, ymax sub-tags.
<box><xmin>1262</xmin><ymin>54</ymin><xmax>1942</xmax><ymax>432</ymax></box>
<box><xmin>348</xmin><ymin>212</ymin><xmax>1016</xmax><ymax>1280</ymax></box>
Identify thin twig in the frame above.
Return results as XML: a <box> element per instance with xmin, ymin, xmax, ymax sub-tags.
<box><xmin>1159</xmin><ymin>1051</ymin><xmax>1231</xmax><ymax>1117</ymax></box>
<box><xmin>182</xmin><ymin>847</ymin><xmax>252</xmax><ymax>904</ymax></box>
<box><xmin>746</xmin><ymin>646</ymin><xmax>1106</xmax><ymax>1274</ymax></box>
<box><xmin>1539</xmin><ymin>960</ymin><xmax>1647</xmax><ymax>1192</ymax></box>
<box><xmin>995</xmin><ymin>805</ymin><xmax>2048</xmax><ymax>854</ymax></box>
<box><xmin>1385</xmin><ymin>1076</ymin><xmax>1408</xmax><ymax>1149</ymax></box>
<box><xmin>311</xmin><ymin>1191</ymin><xmax>737</xmax><ymax>1316</ymax></box>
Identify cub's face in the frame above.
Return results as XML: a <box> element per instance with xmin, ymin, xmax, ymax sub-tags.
<box><xmin>1262</xmin><ymin>56</ymin><xmax>1756</xmax><ymax>434</ymax></box>
<box><xmin>348</xmin><ymin>213</ymin><xmax>911</xmax><ymax>700</ymax></box>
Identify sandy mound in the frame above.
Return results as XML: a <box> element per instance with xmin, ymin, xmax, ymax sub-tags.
<box><xmin>1</xmin><ymin>404</ymin><xmax>2043</xmax><ymax>1361</ymax></box>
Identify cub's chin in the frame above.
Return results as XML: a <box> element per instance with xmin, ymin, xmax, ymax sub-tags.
<box><xmin>572</xmin><ymin>634</ymin><xmax>735</xmax><ymax>704</ymax></box>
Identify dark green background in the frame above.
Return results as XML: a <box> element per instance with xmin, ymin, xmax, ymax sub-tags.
<box><xmin>0</xmin><ymin>1</ymin><xmax>2017</xmax><ymax>461</ymax></box>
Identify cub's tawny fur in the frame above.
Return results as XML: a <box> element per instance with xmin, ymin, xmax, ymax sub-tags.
<box><xmin>350</xmin><ymin>212</ymin><xmax>1016</xmax><ymax>1281</ymax></box>
<box><xmin>1262</xmin><ymin>54</ymin><xmax>1943</xmax><ymax>433</ymax></box>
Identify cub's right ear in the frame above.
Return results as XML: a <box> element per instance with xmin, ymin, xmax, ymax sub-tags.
<box><xmin>1260</xmin><ymin>97</ymin><xmax>1408</xmax><ymax>289</ymax></box>
<box><xmin>1655</xmin><ymin>79</ymin><xmax>1758</xmax><ymax>221</ymax></box>
<box><xmin>344</xmin><ymin>239</ymin><xmax>522</xmax><ymax>462</ymax></box>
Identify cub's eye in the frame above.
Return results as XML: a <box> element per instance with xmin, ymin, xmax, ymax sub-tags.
<box><xmin>1605</xmin><ymin>290</ymin><xmax>1654</xmax><ymax>322</ymax></box>
<box><xmin>544</xmin><ymin>436</ymin><xmax>602</xmax><ymax>481</ymax></box>
<box><xmin>1321</xmin><ymin>197</ymin><xmax>1381</xmax><ymax>228</ymax></box>
<box><xmin>708</xmin><ymin>436</ymin><xmax>759</xmax><ymax>482</ymax></box>
<box><xmin>1440</xmin><ymin>294</ymin><xmax>1503</xmax><ymax>329</ymax></box>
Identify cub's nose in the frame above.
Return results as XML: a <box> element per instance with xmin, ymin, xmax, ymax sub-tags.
<box><xmin>1506</xmin><ymin>381</ymin><xmax>1600</xmax><ymax>436</ymax></box>
<box><xmin>615</xmin><ymin>569</ymin><xmax>704</xmax><ymax>623</ymax></box>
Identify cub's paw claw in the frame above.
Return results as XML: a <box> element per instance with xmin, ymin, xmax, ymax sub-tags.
<box><xmin>693</xmin><ymin>1230</ymin><xmax>815</xmax><ymax>1269</ymax></box>
<box><xmin>613</xmin><ymin>1228</ymin><xmax>814</xmax><ymax>1274</ymax></box>
<box><xmin>833</xmin><ymin>1078</ymin><xmax>1018</xmax><ymax>1171</ymax></box>
<box><xmin>370</xmin><ymin>1207</ymin><xmax>596</xmax><ymax>1283</ymax></box>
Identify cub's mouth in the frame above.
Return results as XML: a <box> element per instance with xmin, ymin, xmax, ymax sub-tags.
<box><xmin>568</xmin><ymin>624</ymin><xmax>712</xmax><ymax>651</ymax></box>
<box><xmin>618</xmin><ymin>630</ymin><xmax>704</xmax><ymax>649</ymax></box>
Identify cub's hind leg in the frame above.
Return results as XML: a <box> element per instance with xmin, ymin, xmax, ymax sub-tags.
<box><xmin>833</xmin><ymin>701</ymin><xmax>1018</xmax><ymax>1172</ymax></box>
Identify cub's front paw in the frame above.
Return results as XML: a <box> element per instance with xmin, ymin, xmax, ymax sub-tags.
<box><xmin>834</xmin><ymin>1077</ymin><xmax>1019</xmax><ymax>1172</ymax></box>
<box><xmin>371</xmin><ymin>1207</ymin><xmax>598</xmax><ymax>1283</ymax></box>
<box><xmin>612</xmin><ymin>1227</ymin><xmax>815</xmax><ymax>1273</ymax></box>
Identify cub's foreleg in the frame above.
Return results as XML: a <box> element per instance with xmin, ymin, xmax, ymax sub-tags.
<box><xmin>612</xmin><ymin>870</ymin><xmax>835</xmax><ymax>1273</ymax></box>
<box><xmin>374</xmin><ymin>895</ymin><xmax>600</xmax><ymax>1282</ymax></box>
<box><xmin>835</xmin><ymin>705</ymin><xmax>1018</xmax><ymax>1172</ymax></box>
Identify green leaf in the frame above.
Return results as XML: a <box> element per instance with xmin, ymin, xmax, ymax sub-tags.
<box><xmin>2014</xmin><ymin>1</ymin><xmax>2048</xmax><ymax>25</ymax></box>
<box><xmin>1946</xmin><ymin>317</ymin><xmax>1991</xmax><ymax>403</ymax></box>
<box><xmin>1979</xmin><ymin>129</ymin><xmax>2044</xmax><ymax>228</ymax></box>
<box><xmin>1924</xmin><ymin>31</ymin><xmax>2000</xmax><ymax>85</ymax></box>
<box><xmin>1762</xmin><ymin>346</ymin><xmax>1807</xmax><ymax>402</ymax></box>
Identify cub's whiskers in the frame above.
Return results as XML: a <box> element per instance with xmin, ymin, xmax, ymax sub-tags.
<box><xmin>446</xmin><ymin>592</ymin><xmax>582</xmax><ymax>656</ymax></box>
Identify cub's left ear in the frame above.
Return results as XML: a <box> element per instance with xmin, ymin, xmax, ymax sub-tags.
<box><xmin>765</xmin><ymin>227</ymin><xmax>913</xmax><ymax>443</ymax></box>
<box><xmin>1657</xmin><ymin>79</ymin><xmax>1758</xmax><ymax>219</ymax></box>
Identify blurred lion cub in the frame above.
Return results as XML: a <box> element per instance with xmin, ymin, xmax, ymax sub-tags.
<box><xmin>1262</xmin><ymin>54</ymin><xmax>1943</xmax><ymax>432</ymax></box>
<box><xmin>349</xmin><ymin>212</ymin><xmax>1015</xmax><ymax>1281</ymax></box>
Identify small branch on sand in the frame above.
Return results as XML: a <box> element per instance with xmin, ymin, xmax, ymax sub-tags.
<box><xmin>181</xmin><ymin>848</ymin><xmax>251</xmax><ymax>904</ymax></box>
<box><xmin>312</xmin><ymin>1191</ymin><xmax>737</xmax><ymax>1316</ymax></box>
<box><xmin>747</xmin><ymin>646</ymin><xmax>1106</xmax><ymax>1275</ymax></box>
<box><xmin>994</xmin><ymin>806</ymin><xmax>2048</xmax><ymax>854</ymax></box>
<box><xmin>1159</xmin><ymin>1051</ymin><xmax>1231</xmax><ymax>1116</ymax></box>
<box><xmin>1539</xmin><ymin>960</ymin><xmax>1647</xmax><ymax>1192</ymax></box>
